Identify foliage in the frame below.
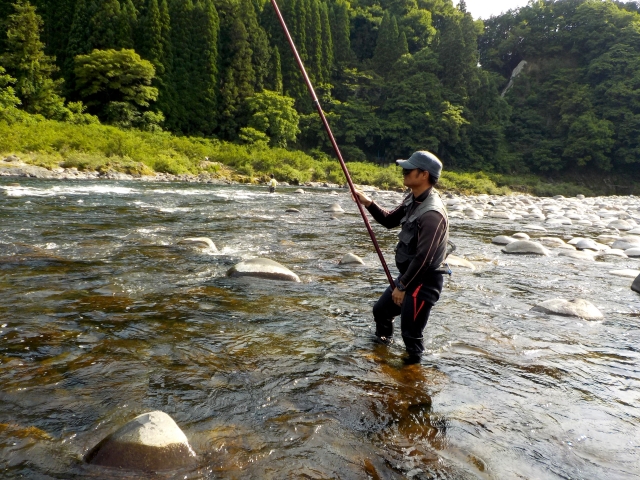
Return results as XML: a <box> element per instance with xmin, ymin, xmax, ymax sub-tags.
<box><xmin>244</xmin><ymin>90</ymin><xmax>300</xmax><ymax>147</ymax></box>
<box><xmin>0</xmin><ymin>65</ymin><xmax>20</xmax><ymax>113</ymax></box>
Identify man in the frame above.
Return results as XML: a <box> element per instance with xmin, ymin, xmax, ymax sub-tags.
<box><xmin>354</xmin><ymin>151</ymin><xmax>449</xmax><ymax>365</ymax></box>
<box><xmin>269</xmin><ymin>174</ymin><xmax>278</xmax><ymax>193</ymax></box>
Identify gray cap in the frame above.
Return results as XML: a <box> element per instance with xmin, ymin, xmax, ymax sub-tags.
<box><xmin>396</xmin><ymin>151</ymin><xmax>442</xmax><ymax>179</ymax></box>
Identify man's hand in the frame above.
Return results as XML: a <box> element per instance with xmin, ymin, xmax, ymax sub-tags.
<box><xmin>352</xmin><ymin>190</ymin><xmax>372</xmax><ymax>207</ymax></box>
<box><xmin>392</xmin><ymin>287</ymin><xmax>405</xmax><ymax>306</ymax></box>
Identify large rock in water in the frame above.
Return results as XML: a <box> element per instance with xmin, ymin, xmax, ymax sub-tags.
<box><xmin>339</xmin><ymin>252</ymin><xmax>365</xmax><ymax>265</ymax></box>
<box><xmin>632</xmin><ymin>273</ymin><xmax>640</xmax><ymax>294</ymax></box>
<box><xmin>531</xmin><ymin>299</ymin><xmax>603</xmax><ymax>320</ymax></box>
<box><xmin>178</xmin><ymin>237</ymin><xmax>218</xmax><ymax>252</ymax></box>
<box><xmin>446</xmin><ymin>254</ymin><xmax>476</xmax><ymax>271</ymax></box>
<box><xmin>325</xmin><ymin>202</ymin><xmax>345</xmax><ymax>213</ymax></box>
<box><xmin>227</xmin><ymin>258</ymin><xmax>301</xmax><ymax>282</ymax></box>
<box><xmin>86</xmin><ymin>411</ymin><xmax>196</xmax><ymax>471</ymax></box>
<box><xmin>502</xmin><ymin>240</ymin><xmax>550</xmax><ymax>256</ymax></box>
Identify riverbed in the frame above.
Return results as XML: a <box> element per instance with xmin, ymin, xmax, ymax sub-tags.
<box><xmin>1</xmin><ymin>178</ymin><xmax>639</xmax><ymax>479</ymax></box>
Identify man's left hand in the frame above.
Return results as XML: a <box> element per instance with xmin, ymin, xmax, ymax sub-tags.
<box><xmin>392</xmin><ymin>288</ymin><xmax>405</xmax><ymax>306</ymax></box>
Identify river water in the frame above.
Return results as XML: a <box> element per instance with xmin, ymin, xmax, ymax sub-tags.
<box><xmin>0</xmin><ymin>178</ymin><xmax>638</xmax><ymax>479</ymax></box>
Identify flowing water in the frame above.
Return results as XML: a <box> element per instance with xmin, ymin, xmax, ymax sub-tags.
<box><xmin>0</xmin><ymin>178</ymin><xmax>638</xmax><ymax>479</ymax></box>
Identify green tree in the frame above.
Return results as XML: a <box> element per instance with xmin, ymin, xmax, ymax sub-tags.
<box><xmin>0</xmin><ymin>65</ymin><xmax>20</xmax><ymax>113</ymax></box>
<box><xmin>0</xmin><ymin>0</ymin><xmax>66</xmax><ymax>117</ymax></box>
<box><xmin>74</xmin><ymin>48</ymin><xmax>160</xmax><ymax>129</ymax></box>
<box><xmin>244</xmin><ymin>89</ymin><xmax>300</xmax><ymax>147</ymax></box>
<box><xmin>329</xmin><ymin>0</ymin><xmax>352</xmax><ymax>65</ymax></box>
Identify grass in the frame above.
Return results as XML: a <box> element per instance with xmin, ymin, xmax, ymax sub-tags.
<box><xmin>2</xmin><ymin>113</ymin><xmax>632</xmax><ymax>196</ymax></box>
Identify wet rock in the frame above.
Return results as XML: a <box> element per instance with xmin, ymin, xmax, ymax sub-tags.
<box><xmin>539</xmin><ymin>237</ymin><xmax>566</xmax><ymax>247</ymax></box>
<box><xmin>491</xmin><ymin>235</ymin><xmax>517</xmax><ymax>245</ymax></box>
<box><xmin>596</xmin><ymin>249</ymin><xmax>627</xmax><ymax>258</ymax></box>
<box><xmin>632</xmin><ymin>273</ymin><xmax>640</xmax><ymax>294</ymax></box>
<box><xmin>178</xmin><ymin>237</ymin><xmax>218</xmax><ymax>252</ymax></box>
<box><xmin>608</xmin><ymin>269</ymin><xmax>640</xmax><ymax>278</ymax></box>
<box><xmin>558</xmin><ymin>250</ymin><xmax>595</xmax><ymax>261</ymax></box>
<box><xmin>502</xmin><ymin>240</ymin><xmax>550</xmax><ymax>256</ymax></box>
<box><xmin>488</xmin><ymin>211</ymin><xmax>514</xmax><ymax>220</ymax></box>
<box><xmin>285</xmin><ymin>208</ymin><xmax>300</xmax><ymax>213</ymax></box>
<box><xmin>227</xmin><ymin>258</ymin><xmax>301</xmax><ymax>282</ymax></box>
<box><xmin>626</xmin><ymin>227</ymin><xmax>640</xmax><ymax>235</ymax></box>
<box><xmin>339</xmin><ymin>253</ymin><xmax>365</xmax><ymax>265</ymax></box>
<box><xmin>446</xmin><ymin>254</ymin><xmax>475</xmax><ymax>271</ymax></box>
<box><xmin>607</xmin><ymin>219</ymin><xmax>633</xmax><ymax>231</ymax></box>
<box><xmin>596</xmin><ymin>234</ymin><xmax>620</xmax><ymax>244</ymax></box>
<box><xmin>325</xmin><ymin>203</ymin><xmax>345</xmax><ymax>213</ymax></box>
<box><xmin>293</xmin><ymin>189</ymin><xmax>305</xmax><ymax>194</ymax></box>
<box><xmin>512</xmin><ymin>232</ymin><xmax>530</xmax><ymax>240</ymax></box>
<box><xmin>612</xmin><ymin>237</ymin><xmax>640</xmax><ymax>250</ymax></box>
<box><xmin>623</xmin><ymin>247</ymin><xmax>640</xmax><ymax>257</ymax></box>
<box><xmin>86</xmin><ymin>411</ymin><xmax>196</xmax><ymax>471</ymax></box>
<box><xmin>575</xmin><ymin>239</ymin><xmax>607</xmax><ymax>251</ymax></box>
<box><xmin>531</xmin><ymin>298</ymin><xmax>603</xmax><ymax>320</ymax></box>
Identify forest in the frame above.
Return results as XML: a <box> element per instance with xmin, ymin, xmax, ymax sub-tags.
<box><xmin>1</xmin><ymin>0</ymin><xmax>640</xmax><ymax>181</ymax></box>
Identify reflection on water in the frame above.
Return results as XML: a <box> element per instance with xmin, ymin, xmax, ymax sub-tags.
<box><xmin>1</xmin><ymin>179</ymin><xmax>639</xmax><ymax>479</ymax></box>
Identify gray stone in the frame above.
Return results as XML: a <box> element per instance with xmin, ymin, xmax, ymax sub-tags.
<box><xmin>531</xmin><ymin>298</ymin><xmax>603</xmax><ymax>320</ymax></box>
<box><xmin>492</xmin><ymin>235</ymin><xmax>517</xmax><ymax>245</ymax></box>
<box><xmin>86</xmin><ymin>411</ymin><xmax>196</xmax><ymax>471</ymax></box>
<box><xmin>294</xmin><ymin>189</ymin><xmax>305</xmax><ymax>194</ymax></box>
<box><xmin>632</xmin><ymin>273</ymin><xmax>640</xmax><ymax>294</ymax></box>
<box><xmin>609</xmin><ymin>269</ymin><xmax>640</xmax><ymax>278</ymax></box>
<box><xmin>512</xmin><ymin>232</ymin><xmax>530</xmax><ymax>240</ymax></box>
<box><xmin>502</xmin><ymin>240</ymin><xmax>550</xmax><ymax>256</ymax></box>
<box><xmin>285</xmin><ymin>208</ymin><xmax>300</xmax><ymax>213</ymax></box>
<box><xmin>624</xmin><ymin>247</ymin><xmax>640</xmax><ymax>257</ymax></box>
<box><xmin>446</xmin><ymin>254</ymin><xmax>476</xmax><ymax>271</ymax></box>
<box><xmin>539</xmin><ymin>237</ymin><xmax>566</xmax><ymax>247</ymax></box>
<box><xmin>607</xmin><ymin>219</ymin><xmax>633</xmax><ymax>231</ymax></box>
<box><xmin>325</xmin><ymin>203</ymin><xmax>345</xmax><ymax>213</ymax></box>
<box><xmin>596</xmin><ymin>249</ymin><xmax>627</xmax><ymax>258</ymax></box>
<box><xmin>521</xmin><ymin>224</ymin><xmax>548</xmax><ymax>232</ymax></box>
<box><xmin>177</xmin><ymin>237</ymin><xmax>218</xmax><ymax>252</ymax></box>
<box><xmin>558</xmin><ymin>250</ymin><xmax>595</xmax><ymax>261</ymax></box>
<box><xmin>227</xmin><ymin>258</ymin><xmax>301</xmax><ymax>282</ymax></box>
<box><xmin>339</xmin><ymin>253</ymin><xmax>365</xmax><ymax>265</ymax></box>
<box><xmin>575</xmin><ymin>239</ymin><xmax>607</xmax><ymax>251</ymax></box>
<box><xmin>612</xmin><ymin>237</ymin><xmax>640</xmax><ymax>250</ymax></box>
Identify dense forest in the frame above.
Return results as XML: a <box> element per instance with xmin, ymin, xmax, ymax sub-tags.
<box><xmin>1</xmin><ymin>0</ymin><xmax>640</xmax><ymax>179</ymax></box>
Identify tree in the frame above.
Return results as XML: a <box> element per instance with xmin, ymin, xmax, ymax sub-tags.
<box><xmin>244</xmin><ymin>90</ymin><xmax>300</xmax><ymax>147</ymax></box>
<box><xmin>0</xmin><ymin>0</ymin><xmax>66</xmax><ymax>117</ymax></box>
<box><xmin>74</xmin><ymin>48</ymin><xmax>160</xmax><ymax>129</ymax></box>
<box><xmin>0</xmin><ymin>65</ymin><xmax>20</xmax><ymax>114</ymax></box>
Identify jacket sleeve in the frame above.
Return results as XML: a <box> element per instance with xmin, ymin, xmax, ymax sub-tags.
<box><xmin>365</xmin><ymin>201</ymin><xmax>405</xmax><ymax>229</ymax></box>
<box><xmin>398</xmin><ymin>210</ymin><xmax>447</xmax><ymax>289</ymax></box>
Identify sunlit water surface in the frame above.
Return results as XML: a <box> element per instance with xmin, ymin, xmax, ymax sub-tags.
<box><xmin>0</xmin><ymin>179</ymin><xmax>639</xmax><ymax>479</ymax></box>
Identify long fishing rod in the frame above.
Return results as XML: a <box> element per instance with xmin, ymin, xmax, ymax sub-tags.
<box><xmin>269</xmin><ymin>0</ymin><xmax>395</xmax><ymax>289</ymax></box>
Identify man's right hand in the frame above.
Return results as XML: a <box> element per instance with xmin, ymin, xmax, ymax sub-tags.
<box><xmin>352</xmin><ymin>190</ymin><xmax>372</xmax><ymax>207</ymax></box>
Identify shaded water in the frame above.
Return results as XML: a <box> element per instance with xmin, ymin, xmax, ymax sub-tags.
<box><xmin>0</xmin><ymin>179</ymin><xmax>639</xmax><ymax>479</ymax></box>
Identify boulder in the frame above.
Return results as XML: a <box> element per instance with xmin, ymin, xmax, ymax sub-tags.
<box><xmin>612</xmin><ymin>237</ymin><xmax>640</xmax><ymax>250</ymax></box>
<box><xmin>502</xmin><ymin>240</ymin><xmax>550</xmax><ymax>256</ymax></box>
<box><xmin>227</xmin><ymin>258</ymin><xmax>301</xmax><ymax>282</ymax></box>
<box><xmin>608</xmin><ymin>269</ymin><xmax>640</xmax><ymax>278</ymax></box>
<box><xmin>512</xmin><ymin>232</ymin><xmax>530</xmax><ymax>240</ymax></box>
<box><xmin>558</xmin><ymin>250</ymin><xmax>595</xmax><ymax>261</ymax></box>
<box><xmin>446</xmin><ymin>254</ymin><xmax>476</xmax><ymax>271</ymax></box>
<box><xmin>596</xmin><ymin>249</ymin><xmax>627</xmax><ymax>258</ymax></box>
<box><xmin>86</xmin><ymin>411</ymin><xmax>196</xmax><ymax>471</ymax></box>
<box><xmin>596</xmin><ymin>234</ymin><xmax>620</xmax><ymax>244</ymax></box>
<box><xmin>531</xmin><ymin>298</ymin><xmax>603</xmax><ymax>320</ymax></box>
<box><xmin>625</xmin><ymin>227</ymin><xmax>640</xmax><ymax>235</ymax></box>
<box><xmin>539</xmin><ymin>237</ymin><xmax>566</xmax><ymax>247</ymax></box>
<box><xmin>285</xmin><ymin>208</ymin><xmax>300</xmax><ymax>213</ymax></box>
<box><xmin>608</xmin><ymin>219</ymin><xmax>633</xmax><ymax>231</ymax></box>
<box><xmin>325</xmin><ymin>203</ymin><xmax>345</xmax><ymax>213</ymax></box>
<box><xmin>624</xmin><ymin>247</ymin><xmax>640</xmax><ymax>257</ymax></box>
<box><xmin>294</xmin><ymin>189</ymin><xmax>305</xmax><ymax>194</ymax></box>
<box><xmin>575</xmin><ymin>239</ymin><xmax>607</xmax><ymax>251</ymax></box>
<box><xmin>339</xmin><ymin>253</ymin><xmax>365</xmax><ymax>265</ymax></box>
<box><xmin>632</xmin><ymin>273</ymin><xmax>640</xmax><ymax>294</ymax></box>
<box><xmin>177</xmin><ymin>237</ymin><xmax>218</xmax><ymax>252</ymax></box>
<box><xmin>491</xmin><ymin>235</ymin><xmax>517</xmax><ymax>245</ymax></box>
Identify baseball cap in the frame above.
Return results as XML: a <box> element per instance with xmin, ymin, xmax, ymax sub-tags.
<box><xmin>396</xmin><ymin>151</ymin><xmax>442</xmax><ymax>179</ymax></box>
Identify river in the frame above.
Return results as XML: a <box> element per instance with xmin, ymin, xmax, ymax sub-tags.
<box><xmin>0</xmin><ymin>178</ymin><xmax>638</xmax><ymax>479</ymax></box>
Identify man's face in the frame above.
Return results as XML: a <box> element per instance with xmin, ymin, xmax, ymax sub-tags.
<box><xmin>402</xmin><ymin>168</ymin><xmax>430</xmax><ymax>188</ymax></box>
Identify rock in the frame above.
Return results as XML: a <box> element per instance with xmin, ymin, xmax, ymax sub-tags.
<box><xmin>539</xmin><ymin>237</ymin><xmax>566</xmax><ymax>247</ymax></box>
<box><xmin>227</xmin><ymin>258</ymin><xmax>300</xmax><ymax>282</ymax></box>
<box><xmin>86</xmin><ymin>411</ymin><xmax>196</xmax><ymax>471</ymax></box>
<box><xmin>502</xmin><ymin>240</ymin><xmax>550</xmax><ymax>256</ymax></box>
<box><xmin>608</xmin><ymin>219</ymin><xmax>633</xmax><ymax>231</ymax></box>
<box><xmin>521</xmin><ymin>224</ymin><xmax>548</xmax><ymax>232</ymax></box>
<box><xmin>339</xmin><ymin>253</ymin><xmax>365</xmax><ymax>265</ymax></box>
<box><xmin>612</xmin><ymin>237</ymin><xmax>640</xmax><ymax>250</ymax></box>
<box><xmin>177</xmin><ymin>237</ymin><xmax>218</xmax><ymax>252</ymax></box>
<box><xmin>558</xmin><ymin>250</ymin><xmax>595</xmax><ymax>260</ymax></box>
<box><xmin>446</xmin><ymin>254</ymin><xmax>476</xmax><ymax>271</ymax></box>
<box><xmin>632</xmin><ymin>273</ymin><xmax>640</xmax><ymax>294</ymax></box>
<box><xmin>575</xmin><ymin>239</ymin><xmax>604</xmax><ymax>251</ymax></box>
<box><xmin>325</xmin><ymin>203</ymin><xmax>345</xmax><ymax>213</ymax></box>
<box><xmin>624</xmin><ymin>247</ymin><xmax>640</xmax><ymax>257</ymax></box>
<box><xmin>576</xmin><ymin>194</ymin><xmax>585</xmax><ymax>199</ymax></box>
<box><xmin>596</xmin><ymin>234</ymin><xmax>620</xmax><ymax>244</ymax></box>
<box><xmin>488</xmin><ymin>211</ymin><xmax>514</xmax><ymax>220</ymax></box>
<box><xmin>531</xmin><ymin>298</ymin><xmax>603</xmax><ymax>320</ymax></box>
<box><xmin>609</xmin><ymin>269</ymin><xmax>640</xmax><ymax>278</ymax></box>
<box><xmin>511</xmin><ymin>232</ymin><xmax>530</xmax><ymax>240</ymax></box>
<box><xmin>567</xmin><ymin>237</ymin><xmax>584</xmax><ymax>245</ymax></box>
<box><xmin>285</xmin><ymin>208</ymin><xmax>300</xmax><ymax>213</ymax></box>
<box><xmin>626</xmin><ymin>227</ymin><xmax>640</xmax><ymax>235</ymax></box>
<box><xmin>294</xmin><ymin>189</ymin><xmax>305</xmax><ymax>194</ymax></box>
<box><xmin>596</xmin><ymin>249</ymin><xmax>627</xmax><ymax>258</ymax></box>
<box><xmin>492</xmin><ymin>235</ymin><xmax>517</xmax><ymax>245</ymax></box>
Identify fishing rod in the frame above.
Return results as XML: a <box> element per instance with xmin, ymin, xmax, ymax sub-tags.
<box><xmin>269</xmin><ymin>0</ymin><xmax>395</xmax><ymax>289</ymax></box>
